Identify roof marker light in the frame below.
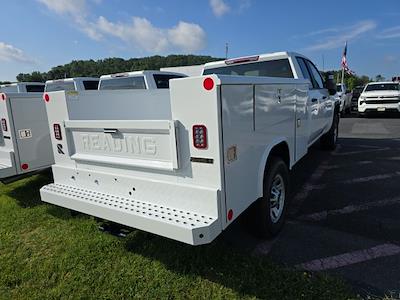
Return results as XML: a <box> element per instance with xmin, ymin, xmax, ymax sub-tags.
<box><xmin>225</xmin><ymin>55</ymin><xmax>259</xmax><ymax>65</ymax></box>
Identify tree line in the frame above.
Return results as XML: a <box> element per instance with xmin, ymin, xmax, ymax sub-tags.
<box><xmin>8</xmin><ymin>54</ymin><xmax>385</xmax><ymax>91</ymax></box>
<box><xmin>15</xmin><ymin>55</ymin><xmax>222</xmax><ymax>83</ymax></box>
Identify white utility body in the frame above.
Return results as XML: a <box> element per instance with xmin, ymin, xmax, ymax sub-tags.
<box><xmin>358</xmin><ymin>81</ymin><xmax>400</xmax><ymax>114</ymax></box>
<box><xmin>0</xmin><ymin>83</ymin><xmax>55</xmax><ymax>182</ymax></box>
<box><xmin>40</xmin><ymin>52</ymin><xmax>339</xmax><ymax>245</ymax></box>
<box><xmin>98</xmin><ymin>71</ymin><xmax>186</xmax><ymax>90</ymax></box>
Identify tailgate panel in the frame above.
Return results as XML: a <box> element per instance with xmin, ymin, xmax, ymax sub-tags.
<box><xmin>65</xmin><ymin>120</ymin><xmax>179</xmax><ymax>170</ymax></box>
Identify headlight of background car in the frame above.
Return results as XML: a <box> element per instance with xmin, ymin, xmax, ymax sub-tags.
<box><xmin>359</xmin><ymin>97</ymin><xmax>366</xmax><ymax>105</ymax></box>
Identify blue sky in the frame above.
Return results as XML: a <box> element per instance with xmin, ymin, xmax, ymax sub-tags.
<box><xmin>1</xmin><ymin>0</ymin><xmax>399</xmax><ymax>81</ymax></box>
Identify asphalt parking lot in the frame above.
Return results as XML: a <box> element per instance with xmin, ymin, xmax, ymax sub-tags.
<box><xmin>223</xmin><ymin>113</ymin><xmax>400</xmax><ymax>298</ymax></box>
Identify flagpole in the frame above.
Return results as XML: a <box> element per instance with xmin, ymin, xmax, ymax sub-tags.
<box><xmin>341</xmin><ymin>65</ymin><xmax>345</xmax><ymax>86</ymax></box>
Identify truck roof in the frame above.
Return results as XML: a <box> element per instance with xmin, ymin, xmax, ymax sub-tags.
<box><xmin>203</xmin><ymin>51</ymin><xmax>307</xmax><ymax>70</ymax></box>
<box><xmin>0</xmin><ymin>82</ymin><xmax>45</xmax><ymax>93</ymax></box>
<box><xmin>367</xmin><ymin>81</ymin><xmax>399</xmax><ymax>85</ymax></box>
<box><xmin>45</xmin><ymin>77</ymin><xmax>99</xmax><ymax>84</ymax></box>
<box><xmin>99</xmin><ymin>70</ymin><xmax>186</xmax><ymax>79</ymax></box>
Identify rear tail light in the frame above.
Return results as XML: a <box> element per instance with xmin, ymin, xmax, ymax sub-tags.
<box><xmin>1</xmin><ymin>118</ymin><xmax>7</xmax><ymax>132</ymax></box>
<box><xmin>1</xmin><ymin>94</ymin><xmax>5</xmax><ymax>101</ymax></box>
<box><xmin>53</xmin><ymin>123</ymin><xmax>62</xmax><ymax>140</ymax></box>
<box><xmin>192</xmin><ymin>125</ymin><xmax>207</xmax><ymax>149</ymax></box>
<box><xmin>43</xmin><ymin>93</ymin><xmax>50</xmax><ymax>102</ymax></box>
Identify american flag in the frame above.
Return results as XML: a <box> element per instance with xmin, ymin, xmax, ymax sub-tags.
<box><xmin>341</xmin><ymin>42</ymin><xmax>354</xmax><ymax>75</ymax></box>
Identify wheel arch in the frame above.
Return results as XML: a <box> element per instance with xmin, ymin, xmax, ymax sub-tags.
<box><xmin>257</xmin><ymin>139</ymin><xmax>291</xmax><ymax>198</ymax></box>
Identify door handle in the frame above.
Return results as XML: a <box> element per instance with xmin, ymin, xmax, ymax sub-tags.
<box><xmin>311</xmin><ymin>98</ymin><xmax>318</xmax><ymax>103</ymax></box>
<box><xmin>322</xmin><ymin>96</ymin><xmax>327</xmax><ymax>99</ymax></box>
<box><xmin>103</xmin><ymin>128</ymin><xmax>119</xmax><ymax>134</ymax></box>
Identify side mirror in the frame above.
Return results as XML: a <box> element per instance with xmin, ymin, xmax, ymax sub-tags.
<box><xmin>324</xmin><ymin>72</ymin><xmax>336</xmax><ymax>96</ymax></box>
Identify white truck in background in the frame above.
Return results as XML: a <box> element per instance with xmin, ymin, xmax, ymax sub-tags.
<box><xmin>45</xmin><ymin>77</ymin><xmax>99</xmax><ymax>92</ymax></box>
<box><xmin>40</xmin><ymin>52</ymin><xmax>339</xmax><ymax>245</ymax></box>
<box><xmin>1</xmin><ymin>82</ymin><xmax>45</xmax><ymax>93</ymax></box>
<box><xmin>358</xmin><ymin>81</ymin><xmax>400</xmax><ymax>115</ymax></box>
<box><xmin>98</xmin><ymin>71</ymin><xmax>187</xmax><ymax>90</ymax></box>
<box><xmin>0</xmin><ymin>83</ymin><xmax>55</xmax><ymax>183</ymax></box>
<box><xmin>335</xmin><ymin>83</ymin><xmax>352</xmax><ymax>114</ymax></box>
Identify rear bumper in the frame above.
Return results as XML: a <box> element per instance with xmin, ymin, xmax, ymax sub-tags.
<box><xmin>358</xmin><ymin>103</ymin><xmax>400</xmax><ymax>113</ymax></box>
<box><xmin>41</xmin><ymin>183</ymin><xmax>221</xmax><ymax>245</ymax></box>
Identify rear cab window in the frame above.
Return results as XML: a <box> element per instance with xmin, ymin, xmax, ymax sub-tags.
<box><xmin>26</xmin><ymin>85</ymin><xmax>45</xmax><ymax>93</ymax></box>
<box><xmin>99</xmin><ymin>76</ymin><xmax>147</xmax><ymax>90</ymax></box>
<box><xmin>203</xmin><ymin>59</ymin><xmax>294</xmax><ymax>78</ymax></box>
<box><xmin>83</xmin><ymin>80</ymin><xmax>99</xmax><ymax>90</ymax></box>
<box><xmin>45</xmin><ymin>82</ymin><xmax>76</xmax><ymax>92</ymax></box>
<box><xmin>153</xmin><ymin>74</ymin><xmax>186</xmax><ymax>89</ymax></box>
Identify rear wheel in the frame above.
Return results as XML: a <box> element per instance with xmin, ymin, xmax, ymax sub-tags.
<box><xmin>254</xmin><ymin>157</ymin><xmax>290</xmax><ymax>238</ymax></box>
<box><xmin>321</xmin><ymin>113</ymin><xmax>339</xmax><ymax>150</ymax></box>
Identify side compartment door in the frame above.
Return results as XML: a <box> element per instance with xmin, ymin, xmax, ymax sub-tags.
<box><xmin>10</xmin><ymin>96</ymin><xmax>54</xmax><ymax>172</ymax></box>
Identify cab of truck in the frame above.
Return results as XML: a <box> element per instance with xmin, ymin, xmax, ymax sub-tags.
<box><xmin>45</xmin><ymin>77</ymin><xmax>99</xmax><ymax>92</ymax></box>
<box><xmin>0</xmin><ymin>82</ymin><xmax>45</xmax><ymax>93</ymax></box>
<box><xmin>98</xmin><ymin>71</ymin><xmax>187</xmax><ymax>90</ymax></box>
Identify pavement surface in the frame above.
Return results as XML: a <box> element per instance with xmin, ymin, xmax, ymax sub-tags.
<box><xmin>222</xmin><ymin>113</ymin><xmax>400</xmax><ymax>298</ymax></box>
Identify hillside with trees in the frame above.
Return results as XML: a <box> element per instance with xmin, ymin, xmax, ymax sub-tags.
<box><xmin>14</xmin><ymin>54</ymin><xmax>377</xmax><ymax>91</ymax></box>
<box><xmin>16</xmin><ymin>55</ymin><xmax>222</xmax><ymax>83</ymax></box>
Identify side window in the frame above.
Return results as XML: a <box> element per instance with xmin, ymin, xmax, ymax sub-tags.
<box><xmin>306</xmin><ymin>60</ymin><xmax>324</xmax><ymax>89</ymax></box>
<box><xmin>296</xmin><ymin>57</ymin><xmax>312</xmax><ymax>83</ymax></box>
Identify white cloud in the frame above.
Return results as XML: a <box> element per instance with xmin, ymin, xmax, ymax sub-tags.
<box><xmin>378</xmin><ymin>26</ymin><xmax>400</xmax><ymax>39</ymax></box>
<box><xmin>168</xmin><ymin>22</ymin><xmax>207</xmax><ymax>52</ymax></box>
<box><xmin>0</xmin><ymin>42</ymin><xmax>33</xmax><ymax>63</ymax></box>
<box><xmin>37</xmin><ymin>0</ymin><xmax>87</xmax><ymax>16</ymax></box>
<box><xmin>37</xmin><ymin>0</ymin><xmax>206</xmax><ymax>53</ymax></box>
<box><xmin>96</xmin><ymin>17</ymin><xmax>206</xmax><ymax>53</ymax></box>
<box><xmin>303</xmin><ymin>20</ymin><xmax>377</xmax><ymax>51</ymax></box>
<box><xmin>210</xmin><ymin>0</ymin><xmax>230</xmax><ymax>17</ymax></box>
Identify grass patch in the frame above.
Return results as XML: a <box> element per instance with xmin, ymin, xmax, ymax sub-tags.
<box><xmin>0</xmin><ymin>175</ymin><xmax>355</xmax><ymax>299</ymax></box>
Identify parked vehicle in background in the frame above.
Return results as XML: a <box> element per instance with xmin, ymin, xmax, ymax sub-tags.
<box><xmin>45</xmin><ymin>77</ymin><xmax>99</xmax><ymax>92</ymax></box>
<box><xmin>351</xmin><ymin>86</ymin><xmax>364</xmax><ymax>113</ymax></box>
<box><xmin>98</xmin><ymin>71</ymin><xmax>186</xmax><ymax>90</ymax></box>
<box><xmin>358</xmin><ymin>81</ymin><xmax>400</xmax><ymax>115</ymax></box>
<box><xmin>1</xmin><ymin>82</ymin><xmax>45</xmax><ymax>93</ymax></box>
<box><xmin>40</xmin><ymin>51</ymin><xmax>339</xmax><ymax>245</ymax></box>
<box><xmin>336</xmin><ymin>83</ymin><xmax>352</xmax><ymax>114</ymax></box>
<box><xmin>0</xmin><ymin>83</ymin><xmax>54</xmax><ymax>183</ymax></box>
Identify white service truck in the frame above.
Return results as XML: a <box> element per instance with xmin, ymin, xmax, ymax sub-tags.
<box><xmin>358</xmin><ymin>81</ymin><xmax>400</xmax><ymax>115</ymax></box>
<box><xmin>40</xmin><ymin>52</ymin><xmax>339</xmax><ymax>245</ymax></box>
<box><xmin>0</xmin><ymin>83</ymin><xmax>55</xmax><ymax>183</ymax></box>
<box><xmin>98</xmin><ymin>71</ymin><xmax>186</xmax><ymax>90</ymax></box>
<box><xmin>335</xmin><ymin>83</ymin><xmax>352</xmax><ymax>114</ymax></box>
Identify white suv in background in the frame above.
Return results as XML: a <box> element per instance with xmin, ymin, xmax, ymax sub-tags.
<box><xmin>358</xmin><ymin>82</ymin><xmax>400</xmax><ymax>115</ymax></box>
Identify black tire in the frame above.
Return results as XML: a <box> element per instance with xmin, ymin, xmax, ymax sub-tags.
<box><xmin>320</xmin><ymin>113</ymin><xmax>339</xmax><ymax>150</ymax></box>
<box><xmin>253</xmin><ymin>157</ymin><xmax>290</xmax><ymax>238</ymax></box>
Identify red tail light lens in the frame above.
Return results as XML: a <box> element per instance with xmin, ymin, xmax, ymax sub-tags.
<box><xmin>1</xmin><ymin>94</ymin><xmax>5</xmax><ymax>101</ymax></box>
<box><xmin>53</xmin><ymin>123</ymin><xmax>62</xmax><ymax>140</ymax></box>
<box><xmin>44</xmin><ymin>93</ymin><xmax>50</xmax><ymax>102</ymax></box>
<box><xmin>1</xmin><ymin>118</ymin><xmax>7</xmax><ymax>132</ymax></box>
<box><xmin>193</xmin><ymin>125</ymin><xmax>207</xmax><ymax>149</ymax></box>
<box><xmin>203</xmin><ymin>78</ymin><xmax>214</xmax><ymax>91</ymax></box>
<box><xmin>21</xmin><ymin>163</ymin><xmax>29</xmax><ymax>170</ymax></box>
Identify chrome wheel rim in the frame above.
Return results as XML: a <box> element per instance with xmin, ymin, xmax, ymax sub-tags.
<box><xmin>270</xmin><ymin>174</ymin><xmax>285</xmax><ymax>223</ymax></box>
